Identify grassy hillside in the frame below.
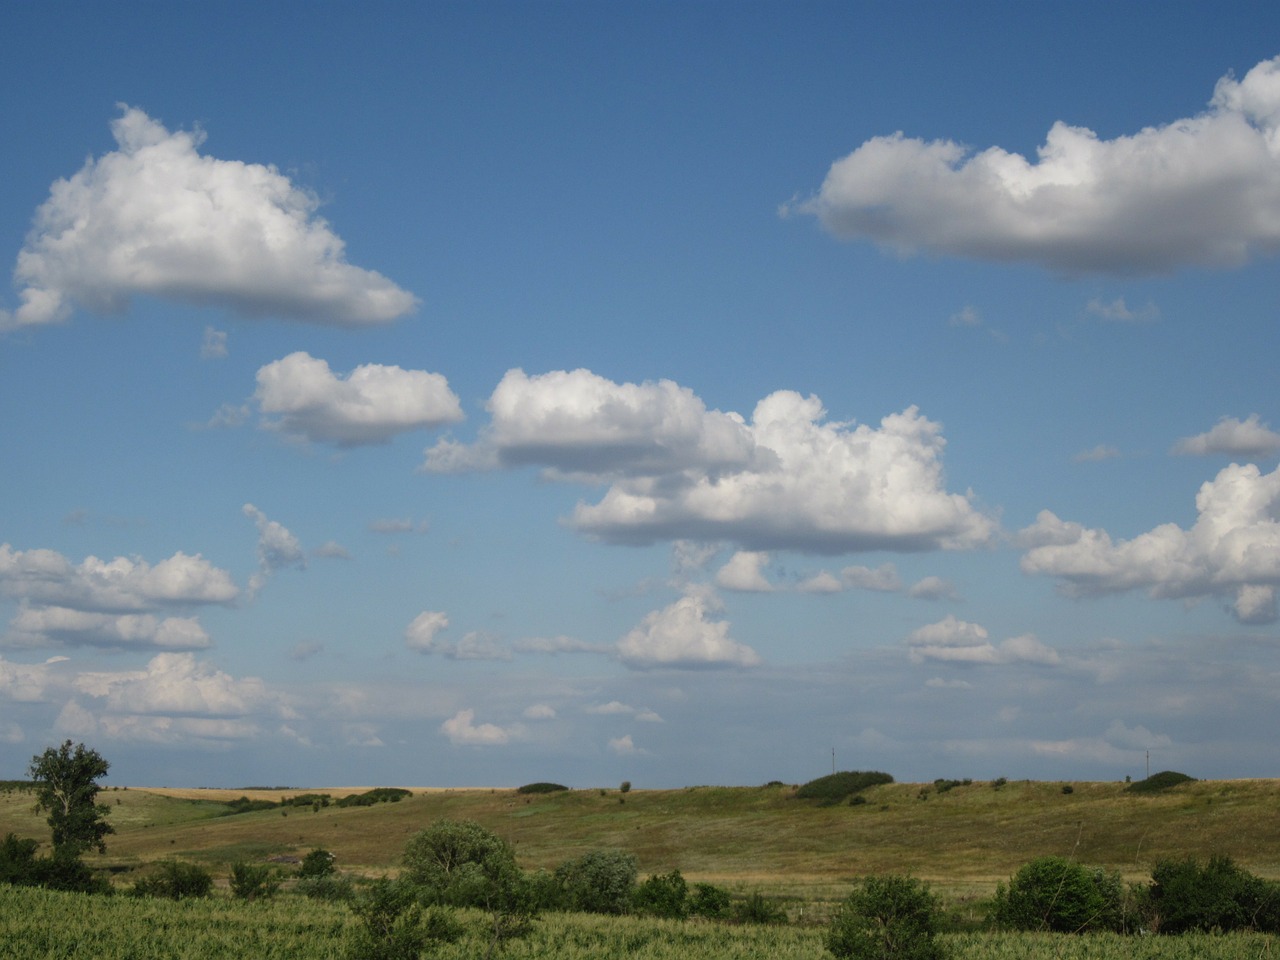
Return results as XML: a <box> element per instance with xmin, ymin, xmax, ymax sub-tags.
<box><xmin>4</xmin><ymin>778</ymin><xmax>1278</xmax><ymax>903</ymax></box>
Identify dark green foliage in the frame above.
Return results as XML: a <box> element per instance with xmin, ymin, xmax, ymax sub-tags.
<box><xmin>733</xmin><ymin>890</ymin><xmax>789</xmax><ymax>925</ymax></box>
<box><xmin>633</xmin><ymin>869</ymin><xmax>690</xmax><ymax>919</ymax></box>
<box><xmin>28</xmin><ymin>740</ymin><xmax>114</xmax><ymax>857</ymax></box>
<box><xmin>827</xmin><ymin>875</ymin><xmax>946</xmax><ymax>960</ymax></box>
<box><xmin>298</xmin><ymin>847</ymin><xmax>336</xmax><ymax>879</ymax></box>
<box><xmin>932</xmin><ymin>779</ymin><xmax>971</xmax><ymax>794</ymax></box>
<box><xmin>993</xmin><ymin>856</ymin><xmax>1123</xmax><ymax>932</ymax></box>
<box><xmin>131</xmin><ymin>860</ymin><xmax>214</xmax><ymax>900</ymax></box>
<box><xmin>1126</xmin><ymin>770</ymin><xmax>1196</xmax><ymax>794</ymax></box>
<box><xmin>620</xmin><ymin>781</ymin><xmax>632</xmax><ymax>794</ymax></box>
<box><xmin>691</xmin><ymin>882</ymin><xmax>733</xmax><ymax>919</ymax></box>
<box><xmin>0</xmin><ymin>834</ymin><xmax>107</xmax><ymax>893</ymax></box>
<box><xmin>335</xmin><ymin>787</ymin><xmax>413</xmax><ymax>807</ymax></box>
<box><xmin>796</xmin><ymin>771</ymin><xmax>894</xmax><ymax>805</ymax></box>
<box><xmin>229</xmin><ymin>861</ymin><xmax>281</xmax><ymax>901</ymax></box>
<box><xmin>1147</xmin><ymin>855</ymin><xmax>1280</xmax><ymax>933</ymax></box>
<box><xmin>281</xmin><ymin>793</ymin><xmax>332</xmax><ymax>808</ymax></box>
<box><xmin>1061</xmin><ymin>784</ymin><xmax>1074</xmax><ymax>794</ymax></box>
<box><xmin>223</xmin><ymin>796</ymin><xmax>278</xmax><ymax>814</ymax></box>
<box><xmin>403</xmin><ymin>819</ymin><xmax>518</xmax><ymax>905</ymax></box>
<box><xmin>297</xmin><ymin>872</ymin><xmax>355</xmax><ymax>901</ymax></box>
<box><xmin>554</xmin><ymin>849</ymin><xmax>638</xmax><ymax>914</ymax></box>
<box><xmin>516</xmin><ymin>782</ymin><xmax>569</xmax><ymax>794</ymax></box>
<box><xmin>347</xmin><ymin>877</ymin><xmax>428</xmax><ymax>960</ymax></box>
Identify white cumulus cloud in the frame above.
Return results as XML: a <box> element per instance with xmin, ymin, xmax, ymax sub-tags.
<box><xmin>617</xmin><ymin>589</ymin><xmax>760</xmax><ymax>669</ymax></box>
<box><xmin>253</xmin><ymin>352</ymin><xmax>462</xmax><ymax>446</ymax></box>
<box><xmin>1020</xmin><ymin>462</ymin><xmax>1280</xmax><ymax>623</ymax></box>
<box><xmin>441</xmin><ymin>708</ymin><xmax>512</xmax><ymax>746</ymax></box>
<box><xmin>791</xmin><ymin>55</ymin><xmax>1280</xmax><ymax>275</ymax></box>
<box><xmin>428</xmin><ymin>369</ymin><xmax>993</xmax><ymax>554</ymax></box>
<box><xmin>2</xmin><ymin>105</ymin><xmax>417</xmax><ymax>330</ymax></box>
<box><xmin>905</xmin><ymin>614</ymin><xmax>1059</xmax><ymax>666</ymax></box>
<box><xmin>1172</xmin><ymin>414</ymin><xmax>1280</xmax><ymax>458</ymax></box>
<box><xmin>714</xmin><ymin>551</ymin><xmax>774</xmax><ymax>592</ymax></box>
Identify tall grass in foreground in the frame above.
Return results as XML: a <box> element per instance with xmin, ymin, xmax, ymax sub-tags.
<box><xmin>2</xmin><ymin>885</ymin><xmax>1278</xmax><ymax>960</ymax></box>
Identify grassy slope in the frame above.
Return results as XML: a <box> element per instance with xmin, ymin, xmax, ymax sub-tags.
<box><xmin>3</xmin><ymin>778</ymin><xmax>1278</xmax><ymax>901</ymax></box>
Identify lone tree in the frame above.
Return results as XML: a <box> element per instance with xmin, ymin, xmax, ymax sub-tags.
<box><xmin>28</xmin><ymin>740</ymin><xmax>114</xmax><ymax>858</ymax></box>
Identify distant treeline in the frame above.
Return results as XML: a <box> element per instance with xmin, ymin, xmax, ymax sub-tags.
<box><xmin>223</xmin><ymin>787</ymin><xmax>412</xmax><ymax>815</ymax></box>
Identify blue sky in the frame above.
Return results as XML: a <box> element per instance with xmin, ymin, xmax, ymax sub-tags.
<box><xmin>2</xmin><ymin>2</ymin><xmax>1280</xmax><ymax>789</ymax></box>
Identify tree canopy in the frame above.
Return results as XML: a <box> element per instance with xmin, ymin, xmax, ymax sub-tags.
<box><xmin>28</xmin><ymin>740</ymin><xmax>114</xmax><ymax>857</ymax></box>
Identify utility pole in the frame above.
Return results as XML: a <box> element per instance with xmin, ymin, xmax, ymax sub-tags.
<box><xmin>1146</xmin><ymin>749</ymin><xmax>1150</xmax><ymax>780</ymax></box>
<box><xmin>832</xmin><ymin>747</ymin><xmax>836</xmax><ymax>775</ymax></box>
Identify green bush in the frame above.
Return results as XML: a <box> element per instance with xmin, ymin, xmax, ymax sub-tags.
<box><xmin>402</xmin><ymin>819</ymin><xmax>518</xmax><ymax>908</ymax></box>
<box><xmin>1126</xmin><ymin>770</ymin><xmax>1196</xmax><ymax>794</ymax></box>
<box><xmin>131</xmin><ymin>860</ymin><xmax>214</xmax><ymax>900</ymax></box>
<box><xmin>347</xmin><ymin>877</ymin><xmax>428</xmax><ymax>960</ymax></box>
<box><xmin>223</xmin><ymin>796</ymin><xmax>277</xmax><ymax>814</ymax></box>
<box><xmin>796</xmin><ymin>771</ymin><xmax>894</xmax><ymax>805</ymax></box>
<box><xmin>516</xmin><ymin>782</ymin><xmax>569</xmax><ymax>794</ymax></box>
<box><xmin>296</xmin><ymin>873</ymin><xmax>354</xmax><ymax>901</ymax></box>
<box><xmin>335</xmin><ymin>787</ymin><xmax>413</xmax><ymax>808</ymax></box>
<box><xmin>0</xmin><ymin>835</ymin><xmax>107</xmax><ymax>893</ymax></box>
<box><xmin>298</xmin><ymin>848</ymin><xmax>336</xmax><ymax>879</ymax></box>
<box><xmin>1147</xmin><ymin>855</ymin><xmax>1279</xmax><ymax>933</ymax></box>
<box><xmin>229</xmin><ymin>861</ymin><xmax>281</xmax><ymax>901</ymax></box>
<box><xmin>555</xmin><ymin>849</ymin><xmax>637</xmax><ymax>914</ymax></box>
<box><xmin>827</xmin><ymin>875</ymin><xmax>946</xmax><ymax>960</ymax></box>
<box><xmin>993</xmin><ymin>856</ymin><xmax>1123</xmax><ymax>932</ymax></box>
<box><xmin>691</xmin><ymin>882</ymin><xmax>733</xmax><ymax>919</ymax></box>
<box><xmin>633</xmin><ymin>869</ymin><xmax>689</xmax><ymax>919</ymax></box>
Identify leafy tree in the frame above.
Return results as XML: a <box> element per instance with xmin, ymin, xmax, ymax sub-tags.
<box><xmin>827</xmin><ymin>875</ymin><xmax>946</xmax><ymax>960</ymax></box>
<box><xmin>993</xmin><ymin>856</ymin><xmax>1123</xmax><ymax>933</ymax></box>
<box><xmin>554</xmin><ymin>849</ymin><xmax>637</xmax><ymax>914</ymax></box>
<box><xmin>28</xmin><ymin>740</ymin><xmax>113</xmax><ymax>857</ymax></box>
<box><xmin>690</xmin><ymin>882</ymin><xmax>733</xmax><ymax>919</ymax></box>
<box><xmin>298</xmin><ymin>847</ymin><xmax>337</xmax><ymax>879</ymax></box>
<box><xmin>403</xmin><ymin>819</ymin><xmax>518</xmax><ymax>905</ymax></box>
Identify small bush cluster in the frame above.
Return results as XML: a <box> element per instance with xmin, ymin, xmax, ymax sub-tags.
<box><xmin>993</xmin><ymin>856</ymin><xmax>1124</xmax><ymax>932</ymax></box>
<box><xmin>132</xmin><ymin>860</ymin><xmax>214</xmax><ymax>900</ymax></box>
<box><xmin>229</xmin><ymin>861</ymin><xmax>281</xmax><ymax>901</ymax></box>
<box><xmin>335</xmin><ymin>787</ymin><xmax>413</xmax><ymax>807</ymax></box>
<box><xmin>1145</xmin><ymin>855</ymin><xmax>1280</xmax><ymax>933</ymax></box>
<box><xmin>516</xmin><ymin>782</ymin><xmax>569</xmax><ymax>794</ymax></box>
<box><xmin>0</xmin><ymin>833</ymin><xmax>107</xmax><ymax>893</ymax></box>
<box><xmin>827</xmin><ymin>875</ymin><xmax>946</xmax><ymax>960</ymax></box>
<box><xmin>796</xmin><ymin>771</ymin><xmax>895</xmax><ymax>805</ymax></box>
<box><xmin>1126</xmin><ymin>770</ymin><xmax>1196</xmax><ymax>794</ymax></box>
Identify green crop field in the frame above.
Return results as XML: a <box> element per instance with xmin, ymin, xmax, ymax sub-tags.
<box><xmin>4</xmin><ymin>777</ymin><xmax>1280</xmax><ymax>958</ymax></box>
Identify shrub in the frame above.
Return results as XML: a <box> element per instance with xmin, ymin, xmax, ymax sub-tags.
<box><xmin>132</xmin><ymin>860</ymin><xmax>214</xmax><ymax>900</ymax></box>
<box><xmin>223</xmin><ymin>796</ymin><xmax>277</xmax><ymax>814</ymax></box>
<box><xmin>335</xmin><ymin>787</ymin><xmax>413</xmax><ymax>808</ymax></box>
<box><xmin>297</xmin><ymin>873</ymin><xmax>354</xmax><ymax>901</ymax></box>
<box><xmin>734</xmin><ymin>890</ymin><xmax>789</xmax><ymax>925</ymax></box>
<box><xmin>796</xmin><ymin>771</ymin><xmax>894</xmax><ymax>805</ymax></box>
<box><xmin>403</xmin><ymin>819</ymin><xmax>518</xmax><ymax>908</ymax></box>
<box><xmin>691</xmin><ymin>882</ymin><xmax>733</xmax><ymax>919</ymax></box>
<box><xmin>993</xmin><ymin>856</ymin><xmax>1123</xmax><ymax>932</ymax></box>
<box><xmin>619</xmin><ymin>780</ymin><xmax>632</xmax><ymax>794</ymax></box>
<box><xmin>298</xmin><ymin>848</ymin><xmax>336</xmax><ymax>879</ymax></box>
<box><xmin>1147</xmin><ymin>855</ymin><xmax>1279</xmax><ymax>933</ymax></box>
<box><xmin>827</xmin><ymin>875</ymin><xmax>946</xmax><ymax>960</ymax></box>
<box><xmin>347</xmin><ymin>877</ymin><xmax>428</xmax><ymax>960</ymax></box>
<box><xmin>555</xmin><ymin>849</ymin><xmax>637</xmax><ymax>914</ymax></box>
<box><xmin>633</xmin><ymin>869</ymin><xmax>689</xmax><ymax>919</ymax></box>
<box><xmin>230</xmin><ymin>861</ymin><xmax>281</xmax><ymax>901</ymax></box>
<box><xmin>1126</xmin><ymin>770</ymin><xmax>1196</xmax><ymax>794</ymax></box>
<box><xmin>516</xmin><ymin>782</ymin><xmax>568</xmax><ymax>794</ymax></box>
<box><xmin>0</xmin><ymin>835</ymin><xmax>107</xmax><ymax>893</ymax></box>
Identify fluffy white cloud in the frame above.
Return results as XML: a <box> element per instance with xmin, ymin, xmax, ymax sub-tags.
<box><xmin>714</xmin><ymin>551</ymin><xmax>774</xmax><ymax>592</ymax></box>
<box><xmin>424</xmin><ymin>368</ymin><xmax>759</xmax><ymax>478</ymax></box>
<box><xmin>0</xmin><ymin>656</ymin><xmax>58</xmax><ymax>701</ymax></box>
<box><xmin>842</xmin><ymin>563</ymin><xmax>903</xmax><ymax>592</ymax></box>
<box><xmin>254</xmin><ymin>352</ymin><xmax>462</xmax><ymax>446</ymax></box>
<box><xmin>441</xmin><ymin>708</ymin><xmax>511</xmax><ymax>746</ymax></box>
<box><xmin>617</xmin><ymin>589</ymin><xmax>761</xmax><ymax>669</ymax></box>
<box><xmin>791</xmin><ymin>56</ymin><xmax>1280</xmax><ymax>275</ymax></box>
<box><xmin>1172</xmin><ymin>415</ymin><xmax>1280</xmax><ymax>458</ymax></box>
<box><xmin>907</xmin><ymin>576</ymin><xmax>958</xmax><ymax>601</ymax></box>
<box><xmin>8</xmin><ymin>606</ymin><xmax>211</xmax><ymax>651</ymax></box>
<box><xmin>609</xmin><ymin>734</ymin><xmax>639</xmax><ymax>755</ymax></box>
<box><xmin>405</xmin><ymin>611</ymin><xmax>450</xmax><ymax>652</ymax></box>
<box><xmin>0</xmin><ymin>544</ymin><xmax>237</xmax><ymax>613</ymax></box>
<box><xmin>74</xmin><ymin>652</ymin><xmax>270</xmax><ymax>716</ymax></box>
<box><xmin>2</xmin><ymin>106</ymin><xmax>417</xmax><ymax>330</ymax></box>
<box><xmin>429</xmin><ymin>369</ymin><xmax>992</xmax><ymax>554</ymax></box>
<box><xmin>905</xmin><ymin>614</ymin><xmax>1059</xmax><ymax>666</ymax></box>
<box><xmin>1021</xmin><ymin>462</ymin><xmax>1280</xmax><ymax>623</ymax></box>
